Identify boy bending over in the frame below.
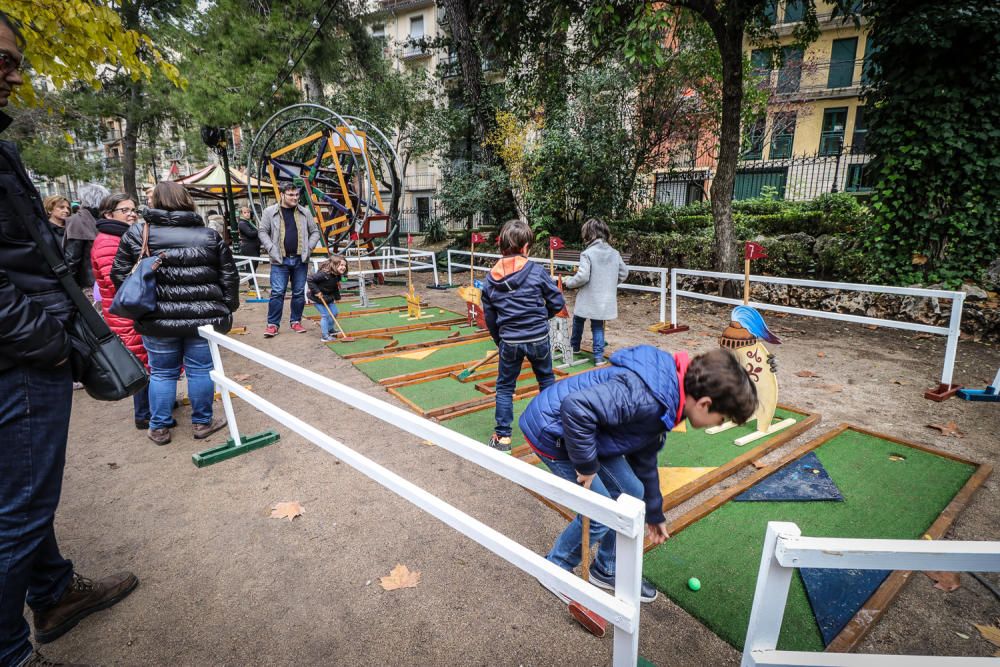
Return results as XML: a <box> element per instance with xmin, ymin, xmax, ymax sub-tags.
<box><xmin>520</xmin><ymin>346</ymin><xmax>757</xmax><ymax>602</ymax></box>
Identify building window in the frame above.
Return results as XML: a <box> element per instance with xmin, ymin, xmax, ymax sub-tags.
<box><xmin>845</xmin><ymin>163</ymin><xmax>873</xmax><ymax>192</ymax></box>
<box><xmin>783</xmin><ymin>0</ymin><xmax>805</xmax><ymax>23</ymax></box>
<box><xmin>861</xmin><ymin>35</ymin><xmax>877</xmax><ymax>86</ymax></box>
<box><xmin>827</xmin><ymin>37</ymin><xmax>858</xmax><ymax>88</ymax></box>
<box><xmin>851</xmin><ymin>106</ymin><xmax>868</xmax><ymax>154</ymax></box>
<box><xmin>777</xmin><ymin>46</ymin><xmax>803</xmax><ymax>94</ymax></box>
<box><xmin>763</xmin><ymin>0</ymin><xmax>778</xmax><ymax>25</ymax></box>
<box><xmin>769</xmin><ymin>112</ymin><xmax>796</xmax><ymax>159</ymax></box>
<box><xmin>742</xmin><ymin>117</ymin><xmax>766</xmax><ymax>160</ymax></box>
<box><xmin>409</xmin><ymin>15</ymin><xmax>424</xmax><ymax>40</ymax></box>
<box><xmin>371</xmin><ymin>23</ymin><xmax>385</xmax><ymax>40</ymax></box>
<box><xmin>750</xmin><ymin>48</ymin><xmax>774</xmax><ymax>82</ymax></box>
<box><xmin>819</xmin><ymin>107</ymin><xmax>848</xmax><ymax>156</ymax></box>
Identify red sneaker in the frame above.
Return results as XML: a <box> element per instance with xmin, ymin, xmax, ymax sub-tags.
<box><xmin>263</xmin><ymin>324</ymin><xmax>278</xmax><ymax>338</ymax></box>
<box><xmin>290</xmin><ymin>321</ymin><xmax>306</xmax><ymax>333</ymax></box>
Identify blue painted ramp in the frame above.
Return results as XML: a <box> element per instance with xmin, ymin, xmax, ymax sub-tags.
<box><xmin>734</xmin><ymin>452</ymin><xmax>844</xmax><ymax>502</ymax></box>
<box><xmin>799</xmin><ymin>567</ymin><xmax>892</xmax><ymax>646</ymax></box>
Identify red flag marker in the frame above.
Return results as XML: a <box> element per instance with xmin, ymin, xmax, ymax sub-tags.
<box><xmin>745</xmin><ymin>241</ymin><xmax>767</xmax><ymax>260</ymax></box>
<box><xmin>471</xmin><ymin>232</ymin><xmax>486</xmax><ymax>245</ymax></box>
<box><xmin>549</xmin><ymin>237</ymin><xmax>565</xmax><ymax>251</ymax></box>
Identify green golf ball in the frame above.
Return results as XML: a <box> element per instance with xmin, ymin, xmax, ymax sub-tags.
<box><xmin>687</xmin><ymin>577</ymin><xmax>701</xmax><ymax>591</ymax></box>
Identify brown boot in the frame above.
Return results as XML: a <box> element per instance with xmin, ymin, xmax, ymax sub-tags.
<box><xmin>19</xmin><ymin>650</ymin><xmax>89</xmax><ymax>667</ymax></box>
<box><xmin>147</xmin><ymin>427</ymin><xmax>171</xmax><ymax>445</ymax></box>
<box><xmin>192</xmin><ymin>415</ymin><xmax>227</xmax><ymax>440</ymax></box>
<box><xmin>33</xmin><ymin>572</ymin><xmax>138</xmax><ymax>644</ymax></box>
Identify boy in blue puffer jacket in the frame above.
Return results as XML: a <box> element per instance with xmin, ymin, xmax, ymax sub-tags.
<box><xmin>481</xmin><ymin>219</ymin><xmax>565</xmax><ymax>452</ymax></box>
<box><xmin>520</xmin><ymin>345</ymin><xmax>757</xmax><ymax>602</ymax></box>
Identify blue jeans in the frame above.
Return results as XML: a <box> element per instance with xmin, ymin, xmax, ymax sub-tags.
<box><xmin>318</xmin><ymin>300</ymin><xmax>338</xmax><ymax>338</ymax></box>
<box><xmin>542</xmin><ymin>455</ymin><xmax>644</xmax><ymax>575</ymax></box>
<box><xmin>494</xmin><ymin>339</ymin><xmax>554</xmax><ymax>438</ymax></box>
<box><xmin>571</xmin><ymin>316</ymin><xmax>606</xmax><ymax>362</ymax></box>
<box><xmin>132</xmin><ymin>386</ymin><xmax>151</xmax><ymax>422</ymax></box>
<box><xmin>0</xmin><ymin>365</ymin><xmax>75</xmax><ymax>667</ymax></box>
<box><xmin>144</xmin><ymin>335</ymin><xmax>215</xmax><ymax>428</ymax></box>
<box><xmin>267</xmin><ymin>256</ymin><xmax>308</xmax><ymax>327</ymax></box>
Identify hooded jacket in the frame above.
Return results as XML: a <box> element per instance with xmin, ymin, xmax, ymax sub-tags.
<box><xmin>519</xmin><ymin>345</ymin><xmax>689</xmax><ymax>524</ymax></box>
<box><xmin>63</xmin><ymin>207</ymin><xmax>98</xmax><ymax>288</ymax></box>
<box><xmin>481</xmin><ymin>256</ymin><xmax>565</xmax><ymax>344</ymax></box>
<box><xmin>0</xmin><ymin>111</ymin><xmax>75</xmax><ymax>373</ymax></box>
<box><xmin>91</xmin><ymin>219</ymin><xmax>148</xmax><ymax>366</ymax></box>
<box><xmin>111</xmin><ymin>209</ymin><xmax>240</xmax><ymax>338</ymax></box>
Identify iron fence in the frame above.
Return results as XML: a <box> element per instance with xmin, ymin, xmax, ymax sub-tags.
<box><xmin>734</xmin><ymin>145</ymin><xmax>872</xmax><ymax>200</ymax></box>
<box><xmin>398</xmin><ymin>203</ymin><xmax>483</xmax><ymax>234</ymax></box>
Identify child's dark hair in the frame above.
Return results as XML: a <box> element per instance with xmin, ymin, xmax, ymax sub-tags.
<box><xmin>319</xmin><ymin>254</ymin><xmax>348</xmax><ymax>276</ymax></box>
<box><xmin>684</xmin><ymin>349</ymin><xmax>758</xmax><ymax>424</ymax></box>
<box><xmin>497</xmin><ymin>219</ymin><xmax>533</xmax><ymax>256</ymax></box>
<box><xmin>581</xmin><ymin>217</ymin><xmax>610</xmax><ymax>244</ymax></box>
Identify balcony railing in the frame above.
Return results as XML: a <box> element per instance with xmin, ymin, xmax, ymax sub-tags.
<box><xmin>402</xmin><ymin>43</ymin><xmax>430</xmax><ymax>59</ymax></box>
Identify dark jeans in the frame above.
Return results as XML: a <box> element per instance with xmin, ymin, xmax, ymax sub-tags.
<box><xmin>494</xmin><ymin>339</ymin><xmax>555</xmax><ymax>437</ymax></box>
<box><xmin>267</xmin><ymin>256</ymin><xmax>308</xmax><ymax>327</ymax></box>
<box><xmin>132</xmin><ymin>385</ymin><xmax>151</xmax><ymax>422</ymax></box>
<box><xmin>0</xmin><ymin>365</ymin><xmax>75</xmax><ymax>667</ymax></box>
<box><xmin>570</xmin><ymin>316</ymin><xmax>606</xmax><ymax>362</ymax></box>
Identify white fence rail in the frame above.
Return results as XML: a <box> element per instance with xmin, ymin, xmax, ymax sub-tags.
<box><xmin>447</xmin><ymin>249</ymin><xmax>670</xmax><ymax>324</ymax></box>
<box><xmin>669</xmin><ymin>269</ymin><xmax>967</xmax><ymax>388</ymax></box>
<box><xmin>235</xmin><ymin>247</ymin><xmax>440</xmax><ymax>297</ymax></box>
<box><xmin>743</xmin><ymin>521</ymin><xmax>1000</xmax><ymax>667</ymax></box>
<box><xmin>198</xmin><ymin>325</ymin><xmax>646</xmax><ymax>666</ymax></box>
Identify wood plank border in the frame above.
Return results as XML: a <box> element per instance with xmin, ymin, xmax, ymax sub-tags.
<box><xmin>343</xmin><ymin>330</ymin><xmax>490</xmax><ymax>360</ymax></box>
<box><xmin>335</xmin><ymin>313</ymin><xmax>466</xmax><ymax>338</ymax></box>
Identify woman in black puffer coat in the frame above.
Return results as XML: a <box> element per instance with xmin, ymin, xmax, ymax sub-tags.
<box><xmin>111</xmin><ymin>181</ymin><xmax>239</xmax><ymax>446</ymax></box>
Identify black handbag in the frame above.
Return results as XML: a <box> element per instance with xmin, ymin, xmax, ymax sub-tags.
<box><xmin>19</xmin><ymin>198</ymin><xmax>148</xmax><ymax>401</ymax></box>
<box><xmin>109</xmin><ymin>222</ymin><xmax>162</xmax><ymax>320</ymax></box>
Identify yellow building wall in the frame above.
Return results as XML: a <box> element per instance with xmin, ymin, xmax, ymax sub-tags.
<box><xmin>746</xmin><ymin>1</ymin><xmax>871</xmax><ymax>158</ymax></box>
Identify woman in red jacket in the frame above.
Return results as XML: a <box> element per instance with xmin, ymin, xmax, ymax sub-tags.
<box><xmin>91</xmin><ymin>193</ymin><xmax>170</xmax><ymax>430</ymax></box>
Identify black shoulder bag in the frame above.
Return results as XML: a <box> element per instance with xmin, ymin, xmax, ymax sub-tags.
<box><xmin>17</xmin><ymin>197</ymin><xmax>148</xmax><ymax>401</ymax></box>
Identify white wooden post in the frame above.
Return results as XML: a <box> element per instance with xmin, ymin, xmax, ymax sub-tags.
<box><xmin>447</xmin><ymin>249</ymin><xmax>454</xmax><ymax>285</ymax></box>
<box><xmin>206</xmin><ymin>330</ymin><xmax>242</xmax><ymax>447</ymax></box>
<box><xmin>741</xmin><ymin>522</ymin><xmax>801</xmax><ymax>667</ymax></box>
<box><xmin>670</xmin><ymin>269</ymin><xmax>678</xmax><ymax>327</ymax></box>
<box><xmin>612</xmin><ymin>494</ymin><xmax>646</xmax><ymax>667</ymax></box>
<box><xmin>941</xmin><ymin>292</ymin><xmax>965</xmax><ymax>386</ymax></box>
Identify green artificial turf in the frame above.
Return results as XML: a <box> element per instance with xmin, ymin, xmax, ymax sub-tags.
<box><xmin>659</xmin><ymin>407</ymin><xmax>806</xmax><ymax>468</ymax></box>
<box><xmin>394</xmin><ymin>375</ymin><xmax>490</xmax><ymax>411</ymax></box>
<box><xmin>440</xmin><ymin>397</ymin><xmax>532</xmax><ymax>445</ymax></box>
<box><xmin>325</xmin><ymin>325</ymin><xmax>481</xmax><ymax>357</ymax></box>
<box><xmin>336</xmin><ymin>307</ymin><xmax>461</xmax><ymax>334</ymax></box>
<box><xmin>353</xmin><ymin>338</ymin><xmax>497</xmax><ymax>381</ymax></box>
<box><xmin>303</xmin><ymin>295</ymin><xmax>409</xmax><ymax>318</ymax></box>
<box><xmin>642</xmin><ymin>428</ymin><xmax>977</xmax><ymax>653</ymax></box>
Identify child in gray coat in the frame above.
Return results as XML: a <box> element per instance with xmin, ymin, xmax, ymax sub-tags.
<box><xmin>562</xmin><ymin>218</ymin><xmax>628</xmax><ymax>365</ymax></box>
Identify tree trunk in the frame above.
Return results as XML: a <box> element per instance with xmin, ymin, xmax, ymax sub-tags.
<box><xmin>304</xmin><ymin>68</ymin><xmax>324</xmax><ymax>102</ymax></box>
<box><xmin>710</xmin><ymin>27</ymin><xmax>744</xmax><ymax>290</ymax></box>
<box><xmin>122</xmin><ymin>81</ymin><xmax>142</xmax><ymax>202</ymax></box>
<box><xmin>440</xmin><ymin>0</ymin><xmax>494</xmax><ymax>163</ymax></box>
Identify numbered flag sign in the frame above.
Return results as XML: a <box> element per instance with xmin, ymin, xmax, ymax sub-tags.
<box><xmin>549</xmin><ymin>237</ymin><xmax>565</xmax><ymax>251</ymax></box>
<box><xmin>745</xmin><ymin>241</ymin><xmax>767</xmax><ymax>260</ymax></box>
<box><xmin>471</xmin><ymin>232</ymin><xmax>486</xmax><ymax>244</ymax></box>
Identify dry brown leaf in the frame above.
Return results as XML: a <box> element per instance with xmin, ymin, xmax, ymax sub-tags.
<box><xmin>751</xmin><ymin>459</ymin><xmax>768</xmax><ymax>470</ymax></box>
<box><xmin>892</xmin><ymin>379</ymin><xmax>909</xmax><ymax>386</ymax></box>
<box><xmin>818</xmin><ymin>384</ymin><xmax>844</xmax><ymax>393</ymax></box>
<box><xmin>229</xmin><ymin>326</ymin><xmax>249</xmax><ymax>335</ymax></box>
<box><xmin>924</xmin><ymin>571</ymin><xmax>961</xmax><ymax>592</ymax></box>
<box><xmin>796</xmin><ymin>370</ymin><xmax>819</xmax><ymax>378</ymax></box>
<box><xmin>270</xmin><ymin>501</ymin><xmax>304</xmax><ymax>521</ymax></box>
<box><xmin>379</xmin><ymin>563</ymin><xmax>421</xmax><ymax>591</ymax></box>
<box><xmin>973</xmin><ymin>623</ymin><xmax>1000</xmax><ymax>647</ymax></box>
<box><xmin>234</xmin><ymin>373</ymin><xmax>253</xmax><ymax>383</ymax></box>
<box><xmin>926</xmin><ymin>421</ymin><xmax>964</xmax><ymax>438</ymax></box>
<box><xmin>955</xmin><ymin>631</ymin><xmax>970</xmax><ymax>639</ymax></box>
<box><xmin>863</xmin><ymin>324</ymin><xmax>878</xmax><ymax>330</ymax></box>
<box><xmin>911</xmin><ymin>252</ymin><xmax>929</xmax><ymax>266</ymax></box>
<box><xmin>816</xmin><ymin>351</ymin><xmax>826</xmax><ymax>358</ymax></box>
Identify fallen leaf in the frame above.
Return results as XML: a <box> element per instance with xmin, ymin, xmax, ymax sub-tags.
<box><xmin>926</xmin><ymin>421</ymin><xmax>964</xmax><ymax>438</ymax></box>
<box><xmin>234</xmin><ymin>373</ymin><xmax>253</xmax><ymax>383</ymax></box>
<box><xmin>270</xmin><ymin>501</ymin><xmax>304</xmax><ymax>521</ymax></box>
<box><xmin>229</xmin><ymin>326</ymin><xmax>249</xmax><ymax>335</ymax></box>
<box><xmin>816</xmin><ymin>351</ymin><xmax>826</xmax><ymax>358</ymax></box>
<box><xmin>818</xmin><ymin>384</ymin><xmax>844</xmax><ymax>393</ymax></box>
<box><xmin>911</xmin><ymin>252</ymin><xmax>929</xmax><ymax>266</ymax></box>
<box><xmin>955</xmin><ymin>632</ymin><xmax>970</xmax><ymax>639</ymax></box>
<box><xmin>924</xmin><ymin>571</ymin><xmax>961</xmax><ymax>592</ymax></box>
<box><xmin>751</xmin><ymin>459</ymin><xmax>767</xmax><ymax>469</ymax></box>
<box><xmin>379</xmin><ymin>563</ymin><xmax>421</xmax><ymax>591</ymax></box>
<box><xmin>420</xmin><ymin>439</ymin><xmax>435</xmax><ymax>447</ymax></box>
<box><xmin>973</xmin><ymin>623</ymin><xmax>1000</xmax><ymax>647</ymax></box>
<box><xmin>796</xmin><ymin>370</ymin><xmax>820</xmax><ymax>378</ymax></box>
<box><xmin>107</xmin><ymin>462</ymin><xmax>119</xmax><ymax>470</ymax></box>
<box><xmin>892</xmin><ymin>379</ymin><xmax>909</xmax><ymax>386</ymax></box>
<box><xmin>863</xmin><ymin>324</ymin><xmax>878</xmax><ymax>330</ymax></box>
<box><xmin>889</xmin><ymin>455</ymin><xmax>906</xmax><ymax>462</ymax></box>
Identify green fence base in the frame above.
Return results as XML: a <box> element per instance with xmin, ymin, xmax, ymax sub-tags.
<box><xmin>192</xmin><ymin>430</ymin><xmax>281</xmax><ymax>468</ymax></box>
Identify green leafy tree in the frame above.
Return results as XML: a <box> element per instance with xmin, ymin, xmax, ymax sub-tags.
<box><xmin>864</xmin><ymin>0</ymin><xmax>1000</xmax><ymax>286</ymax></box>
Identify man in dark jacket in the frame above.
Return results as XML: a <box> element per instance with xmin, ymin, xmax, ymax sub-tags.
<box><xmin>519</xmin><ymin>345</ymin><xmax>757</xmax><ymax>604</ymax></box>
<box><xmin>0</xmin><ymin>13</ymin><xmax>138</xmax><ymax>667</ymax></box>
<box><xmin>480</xmin><ymin>219</ymin><xmax>565</xmax><ymax>452</ymax></box>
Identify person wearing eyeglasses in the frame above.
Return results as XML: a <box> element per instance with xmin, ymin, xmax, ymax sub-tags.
<box><xmin>63</xmin><ymin>182</ymin><xmax>109</xmax><ymax>296</ymax></box>
<box><xmin>0</xmin><ymin>12</ymin><xmax>139</xmax><ymax>667</ymax></box>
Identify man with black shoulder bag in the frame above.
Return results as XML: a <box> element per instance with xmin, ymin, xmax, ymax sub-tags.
<box><xmin>0</xmin><ymin>13</ymin><xmax>139</xmax><ymax>667</ymax></box>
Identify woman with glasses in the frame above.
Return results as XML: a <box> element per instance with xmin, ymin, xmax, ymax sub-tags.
<box><xmin>111</xmin><ymin>181</ymin><xmax>239</xmax><ymax>446</ymax></box>
<box><xmin>91</xmin><ymin>192</ymin><xmax>161</xmax><ymax>429</ymax></box>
